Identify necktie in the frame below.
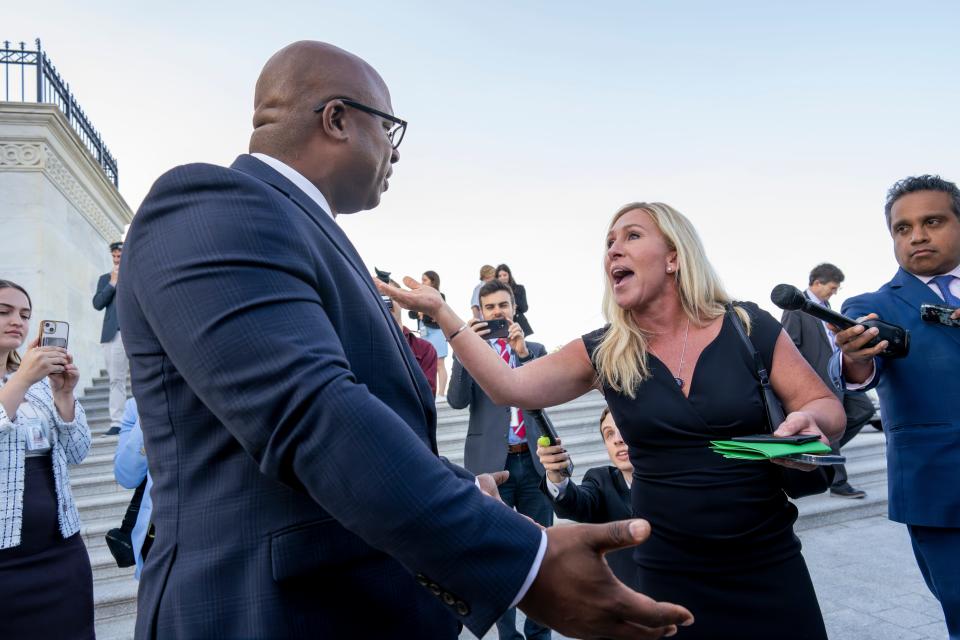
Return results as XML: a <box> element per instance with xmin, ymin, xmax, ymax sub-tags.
<box><xmin>930</xmin><ymin>275</ymin><xmax>960</xmax><ymax>307</ymax></box>
<box><xmin>496</xmin><ymin>339</ymin><xmax>526</xmax><ymax>439</ymax></box>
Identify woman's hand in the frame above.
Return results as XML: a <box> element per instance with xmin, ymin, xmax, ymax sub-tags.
<box><xmin>48</xmin><ymin>351</ymin><xmax>79</xmax><ymax>397</ymax></box>
<box><xmin>537</xmin><ymin>440</ymin><xmax>571</xmax><ymax>484</ymax></box>
<box><xmin>773</xmin><ymin>411</ymin><xmax>829</xmax><ymax>445</ymax></box>
<box><xmin>771</xmin><ymin>411</ymin><xmax>828</xmax><ymax>471</ymax></box>
<box><xmin>375</xmin><ymin>276</ymin><xmax>445</xmax><ymax>316</ymax></box>
<box><xmin>16</xmin><ymin>339</ymin><xmax>69</xmax><ymax>386</ymax></box>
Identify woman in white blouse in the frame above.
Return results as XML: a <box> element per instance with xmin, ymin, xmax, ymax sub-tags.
<box><xmin>0</xmin><ymin>280</ymin><xmax>93</xmax><ymax>639</ymax></box>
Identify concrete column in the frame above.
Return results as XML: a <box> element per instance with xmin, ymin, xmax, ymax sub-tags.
<box><xmin>0</xmin><ymin>103</ymin><xmax>133</xmax><ymax>391</ymax></box>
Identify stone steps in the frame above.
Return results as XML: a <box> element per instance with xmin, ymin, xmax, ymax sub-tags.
<box><xmin>73</xmin><ymin>377</ymin><xmax>888</xmax><ymax>640</ymax></box>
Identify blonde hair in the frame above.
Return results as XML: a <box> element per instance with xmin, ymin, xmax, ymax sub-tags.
<box><xmin>592</xmin><ymin>202</ymin><xmax>750</xmax><ymax>397</ymax></box>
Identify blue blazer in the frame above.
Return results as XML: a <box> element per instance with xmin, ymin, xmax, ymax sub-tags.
<box><xmin>832</xmin><ymin>268</ymin><xmax>960</xmax><ymax>527</ymax></box>
<box><xmin>116</xmin><ymin>155</ymin><xmax>542</xmax><ymax>639</ymax></box>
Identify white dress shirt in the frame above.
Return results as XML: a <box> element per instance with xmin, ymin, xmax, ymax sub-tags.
<box><xmin>250</xmin><ymin>153</ymin><xmax>335</xmax><ymax>219</ymax></box>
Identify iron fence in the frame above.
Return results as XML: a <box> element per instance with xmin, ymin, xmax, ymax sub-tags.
<box><xmin>1</xmin><ymin>39</ymin><xmax>119</xmax><ymax>186</ymax></box>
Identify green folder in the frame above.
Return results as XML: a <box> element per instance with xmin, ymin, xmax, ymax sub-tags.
<box><xmin>709</xmin><ymin>439</ymin><xmax>831</xmax><ymax>461</ymax></box>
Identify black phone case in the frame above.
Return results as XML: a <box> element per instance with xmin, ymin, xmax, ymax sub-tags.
<box><xmin>730</xmin><ymin>434</ymin><xmax>821</xmax><ymax>445</ymax></box>
<box><xmin>484</xmin><ymin>319</ymin><xmax>510</xmax><ymax>340</ymax></box>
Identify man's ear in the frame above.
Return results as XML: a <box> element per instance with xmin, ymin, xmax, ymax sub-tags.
<box><xmin>320</xmin><ymin>101</ymin><xmax>350</xmax><ymax>142</ymax></box>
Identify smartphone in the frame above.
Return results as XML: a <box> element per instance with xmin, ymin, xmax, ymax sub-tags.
<box><xmin>527</xmin><ymin>408</ymin><xmax>573</xmax><ymax>477</ymax></box>
<box><xmin>481</xmin><ymin>318</ymin><xmax>510</xmax><ymax>340</ymax></box>
<box><xmin>784</xmin><ymin>453</ymin><xmax>846</xmax><ymax>465</ymax></box>
<box><xmin>40</xmin><ymin>320</ymin><xmax>70</xmax><ymax>349</ymax></box>
<box><xmin>731</xmin><ymin>434</ymin><xmax>821</xmax><ymax>445</ymax></box>
<box><xmin>920</xmin><ymin>303</ymin><xmax>960</xmax><ymax>328</ymax></box>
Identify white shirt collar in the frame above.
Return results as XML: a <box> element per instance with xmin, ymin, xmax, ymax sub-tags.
<box><xmin>910</xmin><ymin>263</ymin><xmax>960</xmax><ymax>284</ymax></box>
<box><xmin>250</xmin><ymin>153</ymin><xmax>335</xmax><ymax>220</ymax></box>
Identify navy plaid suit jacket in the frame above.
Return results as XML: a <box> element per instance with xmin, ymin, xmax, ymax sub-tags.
<box><xmin>117</xmin><ymin>155</ymin><xmax>542</xmax><ymax>639</ymax></box>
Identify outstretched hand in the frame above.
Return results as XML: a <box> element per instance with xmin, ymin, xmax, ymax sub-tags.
<box><xmin>520</xmin><ymin>519</ymin><xmax>693</xmax><ymax>639</ymax></box>
<box><xmin>375</xmin><ymin>276</ymin><xmax>445</xmax><ymax>317</ymax></box>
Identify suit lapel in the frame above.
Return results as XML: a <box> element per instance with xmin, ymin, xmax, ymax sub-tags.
<box><xmin>229</xmin><ymin>155</ymin><xmax>437</xmax><ymax>441</ymax></box>
<box><xmin>888</xmin><ymin>268</ymin><xmax>960</xmax><ymax>349</ymax></box>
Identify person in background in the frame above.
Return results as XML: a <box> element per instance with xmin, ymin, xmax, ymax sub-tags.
<box><xmin>780</xmin><ymin>262</ymin><xmax>873</xmax><ymax>499</ymax></box>
<box><xmin>113</xmin><ymin>397</ymin><xmax>153</xmax><ymax>580</ymax></box>
<box><xmin>389</xmin><ymin>283</ymin><xmax>438</xmax><ymax>395</ymax></box>
<box><xmin>536</xmin><ymin>407</ymin><xmax>633</xmax><ymax>585</ymax></box>
<box><xmin>0</xmin><ymin>279</ymin><xmax>93</xmax><ymax>639</ymax></box>
<box><xmin>832</xmin><ymin>174</ymin><xmax>960</xmax><ymax>638</ymax></box>
<box><xmin>471</xmin><ymin>264</ymin><xmax>496</xmax><ymax>320</ymax></box>
<box><xmin>448</xmin><ymin>278</ymin><xmax>552</xmax><ymax>640</ymax></box>
<box><xmin>384</xmin><ymin>201</ymin><xmax>845</xmax><ymax>639</ymax></box>
<box><xmin>92</xmin><ymin>240</ymin><xmax>129</xmax><ymax>436</ymax></box>
<box><xmin>497</xmin><ymin>264</ymin><xmax>533</xmax><ymax>337</ymax></box>
<box><xmin>410</xmin><ymin>270</ymin><xmax>448</xmax><ymax>399</ymax></box>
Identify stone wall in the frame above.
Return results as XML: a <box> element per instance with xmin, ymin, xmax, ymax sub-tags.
<box><xmin>0</xmin><ymin>103</ymin><xmax>133</xmax><ymax>390</ymax></box>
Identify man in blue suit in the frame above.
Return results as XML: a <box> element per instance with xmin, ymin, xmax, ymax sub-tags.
<box><xmin>832</xmin><ymin>175</ymin><xmax>960</xmax><ymax>638</ymax></box>
<box><xmin>116</xmin><ymin>41</ymin><xmax>691</xmax><ymax>640</ymax></box>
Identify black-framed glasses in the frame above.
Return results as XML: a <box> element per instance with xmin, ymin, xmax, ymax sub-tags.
<box><xmin>313</xmin><ymin>97</ymin><xmax>407</xmax><ymax>149</ymax></box>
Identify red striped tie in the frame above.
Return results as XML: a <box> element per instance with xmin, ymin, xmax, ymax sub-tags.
<box><xmin>496</xmin><ymin>339</ymin><xmax>525</xmax><ymax>439</ymax></box>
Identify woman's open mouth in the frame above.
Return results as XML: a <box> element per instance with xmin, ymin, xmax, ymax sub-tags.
<box><xmin>611</xmin><ymin>265</ymin><xmax>635</xmax><ymax>288</ymax></box>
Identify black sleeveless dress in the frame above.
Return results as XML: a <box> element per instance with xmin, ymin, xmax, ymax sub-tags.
<box><xmin>583</xmin><ymin>303</ymin><xmax>827</xmax><ymax>640</ymax></box>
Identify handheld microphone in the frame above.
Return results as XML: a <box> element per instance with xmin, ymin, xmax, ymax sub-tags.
<box><xmin>525</xmin><ymin>408</ymin><xmax>573</xmax><ymax>478</ymax></box>
<box><xmin>770</xmin><ymin>284</ymin><xmax>910</xmax><ymax>359</ymax></box>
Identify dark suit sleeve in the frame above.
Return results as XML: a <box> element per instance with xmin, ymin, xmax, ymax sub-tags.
<box><xmin>446</xmin><ymin>354</ymin><xmax>474</xmax><ymax>409</ymax></box>
<box><xmin>544</xmin><ymin>468</ymin><xmax>609</xmax><ymax>523</ymax></box>
<box><xmin>513</xmin><ymin>285</ymin><xmax>528</xmax><ymax>315</ymax></box>
<box><xmin>92</xmin><ymin>274</ymin><xmax>115</xmax><ymax>310</ymax></box>
<box><xmin>126</xmin><ymin>168</ymin><xmax>541</xmax><ymax>632</ymax></box>
<box><xmin>780</xmin><ymin>309</ymin><xmax>803</xmax><ymax>349</ymax></box>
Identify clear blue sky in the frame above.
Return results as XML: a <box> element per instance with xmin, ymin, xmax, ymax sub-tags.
<box><xmin>8</xmin><ymin>1</ymin><xmax>960</xmax><ymax>349</ymax></box>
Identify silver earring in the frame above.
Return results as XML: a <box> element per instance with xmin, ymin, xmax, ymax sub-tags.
<box><xmin>666</xmin><ymin>267</ymin><xmax>673</xmax><ymax>273</ymax></box>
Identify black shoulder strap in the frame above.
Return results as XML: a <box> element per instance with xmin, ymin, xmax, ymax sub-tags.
<box><xmin>725</xmin><ymin>303</ymin><xmax>785</xmax><ymax>432</ymax></box>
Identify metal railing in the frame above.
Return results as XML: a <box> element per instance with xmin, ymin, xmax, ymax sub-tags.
<box><xmin>1</xmin><ymin>39</ymin><xmax>119</xmax><ymax>186</ymax></box>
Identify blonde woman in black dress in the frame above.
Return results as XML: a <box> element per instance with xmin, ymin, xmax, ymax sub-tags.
<box><xmin>381</xmin><ymin>203</ymin><xmax>845</xmax><ymax>639</ymax></box>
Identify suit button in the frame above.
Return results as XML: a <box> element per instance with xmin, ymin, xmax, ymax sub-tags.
<box><xmin>415</xmin><ymin>573</ymin><xmax>429</xmax><ymax>587</ymax></box>
<box><xmin>429</xmin><ymin>583</ymin><xmax>441</xmax><ymax>596</ymax></box>
<box><xmin>442</xmin><ymin>592</ymin><xmax>454</xmax><ymax>605</ymax></box>
<box><xmin>456</xmin><ymin>601</ymin><xmax>470</xmax><ymax>616</ymax></box>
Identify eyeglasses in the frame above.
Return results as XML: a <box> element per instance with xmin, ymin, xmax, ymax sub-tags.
<box><xmin>313</xmin><ymin>97</ymin><xmax>407</xmax><ymax>149</ymax></box>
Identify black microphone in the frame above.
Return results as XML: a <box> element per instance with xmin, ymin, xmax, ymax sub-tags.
<box><xmin>770</xmin><ymin>284</ymin><xmax>910</xmax><ymax>358</ymax></box>
<box><xmin>525</xmin><ymin>408</ymin><xmax>573</xmax><ymax>478</ymax></box>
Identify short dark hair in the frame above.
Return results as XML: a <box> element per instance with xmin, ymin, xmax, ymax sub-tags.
<box><xmin>478</xmin><ymin>279</ymin><xmax>514</xmax><ymax>305</ymax></box>
<box><xmin>884</xmin><ymin>174</ymin><xmax>960</xmax><ymax>228</ymax></box>
<box><xmin>808</xmin><ymin>263</ymin><xmax>844</xmax><ymax>287</ymax></box>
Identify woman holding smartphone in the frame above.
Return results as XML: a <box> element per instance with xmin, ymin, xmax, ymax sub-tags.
<box><xmin>380</xmin><ymin>203</ymin><xmax>844</xmax><ymax>639</ymax></box>
<box><xmin>0</xmin><ymin>280</ymin><xmax>93</xmax><ymax>639</ymax></box>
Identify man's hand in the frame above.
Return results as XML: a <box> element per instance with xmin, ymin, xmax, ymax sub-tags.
<box><xmin>952</xmin><ymin>308</ymin><xmax>960</xmax><ymax>322</ymax></box>
<box><xmin>477</xmin><ymin>470</ymin><xmax>509</xmax><ymax>501</ymax></box>
<box><xmin>830</xmin><ymin>314</ymin><xmax>886</xmax><ymax>385</ymax></box>
<box><xmin>536</xmin><ymin>440</ymin><xmax>570</xmax><ymax>485</ymax></box>
<box><xmin>507</xmin><ymin>321</ymin><xmax>528</xmax><ymax>358</ymax></box>
<box><xmin>109</xmin><ymin>266</ymin><xmax>119</xmax><ymax>286</ymax></box>
<box><xmin>467</xmin><ymin>317</ymin><xmax>491</xmax><ymax>338</ymax></box>
<box><xmin>520</xmin><ymin>520</ymin><xmax>694</xmax><ymax>639</ymax></box>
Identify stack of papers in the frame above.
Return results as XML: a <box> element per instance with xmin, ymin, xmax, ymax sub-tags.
<box><xmin>710</xmin><ymin>439</ymin><xmax>831</xmax><ymax>460</ymax></box>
